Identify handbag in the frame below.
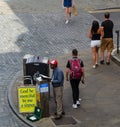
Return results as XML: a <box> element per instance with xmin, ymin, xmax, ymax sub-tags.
<box><xmin>72</xmin><ymin>5</ymin><xmax>78</xmax><ymax>16</ymax></box>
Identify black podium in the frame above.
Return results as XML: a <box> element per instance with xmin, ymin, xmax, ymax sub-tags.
<box><xmin>23</xmin><ymin>54</ymin><xmax>49</xmax><ymax>85</ymax></box>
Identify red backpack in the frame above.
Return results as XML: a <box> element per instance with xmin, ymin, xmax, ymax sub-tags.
<box><xmin>69</xmin><ymin>59</ymin><xmax>82</xmax><ymax>79</ymax></box>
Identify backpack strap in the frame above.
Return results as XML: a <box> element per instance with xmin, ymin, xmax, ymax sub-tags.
<box><xmin>69</xmin><ymin>58</ymin><xmax>81</xmax><ymax>63</ymax></box>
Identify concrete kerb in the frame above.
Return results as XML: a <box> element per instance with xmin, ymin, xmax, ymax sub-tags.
<box><xmin>111</xmin><ymin>48</ymin><xmax>120</xmax><ymax>66</ymax></box>
<box><xmin>88</xmin><ymin>7</ymin><xmax>120</xmax><ymax>13</ymax></box>
<box><xmin>7</xmin><ymin>70</ymin><xmax>36</xmax><ymax>127</ymax></box>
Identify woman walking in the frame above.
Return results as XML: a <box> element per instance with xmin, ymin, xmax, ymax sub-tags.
<box><xmin>88</xmin><ymin>20</ymin><xmax>104</xmax><ymax>68</ymax></box>
<box><xmin>63</xmin><ymin>0</ymin><xmax>72</xmax><ymax>24</ymax></box>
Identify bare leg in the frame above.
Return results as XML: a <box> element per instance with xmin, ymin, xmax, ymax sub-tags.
<box><xmin>106</xmin><ymin>51</ymin><xmax>111</xmax><ymax>65</ymax></box>
<box><xmin>100</xmin><ymin>50</ymin><xmax>104</xmax><ymax>64</ymax></box>
<box><xmin>65</xmin><ymin>8</ymin><xmax>69</xmax><ymax>21</ymax></box>
<box><xmin>100</xmin><ymin>51</ymin><xmax>104</xmax><ymax>60</ymax></box>
<box><xmin>95</xmin><ymin>47</ymin><xmax>99</xmax><ymax>64</ymax></box>
<box><xmin>65</xmin><ymin>7</ymin><xmax>71</xmax><ymax>24</ymax></box>
<box><xmin>65</xmin><ymin>8</ymin><xmax>68</xmax><ymax>21</ymax></box>
<box><xmin>69</xmin><ymin>7</ymin><xmax>71</xmax><ymax>17</ymax></box>
<box><xmin>107</xmin><ymin>52</ymin><xmax>111</xmax><ymax>61</ymax></box>
<box><xmin>92</xmin><ymin>47</ymin><xmax>96</xmax><ymax>67</ymax></box>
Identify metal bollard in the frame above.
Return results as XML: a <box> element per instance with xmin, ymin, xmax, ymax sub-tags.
<box><xmin>115</xmin><ymin>30</ymin><xmax>119</xmax><ymax>54</ymax></box>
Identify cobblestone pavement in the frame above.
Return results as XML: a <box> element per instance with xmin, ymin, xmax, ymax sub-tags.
<box><xmin>0</xmin><ymin>0</ymin><xmax>120</xmax><ymax>127</ymax></box>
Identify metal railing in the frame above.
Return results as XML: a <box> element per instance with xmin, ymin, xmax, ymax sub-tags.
<box><xmin>115</xmin><ymin>30</ymin><xmax>119</xmax><ymax>54</ymax></box>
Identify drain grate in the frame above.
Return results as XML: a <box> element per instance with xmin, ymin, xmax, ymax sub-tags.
<box><xmin>51</xmin><ymin>116</ymin><xmax>77</xmax><ymax>125</ymax></box>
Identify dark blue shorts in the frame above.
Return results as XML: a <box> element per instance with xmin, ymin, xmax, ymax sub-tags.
<box><xmin>64</xmin><ymin>0</ymin><xmax>72</xmax><ymax>7</ymax></box>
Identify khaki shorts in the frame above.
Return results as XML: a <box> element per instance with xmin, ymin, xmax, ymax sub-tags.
<box><xmin>100</xmin><ymin>38</ymin><xmax>114</xmax><ymax>52</ymax></box>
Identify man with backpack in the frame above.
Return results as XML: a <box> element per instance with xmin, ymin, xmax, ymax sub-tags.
<box><xmin>66</xmin><ymin>49</ymin><xmax>85</xmax><ymax>109</ymax></box>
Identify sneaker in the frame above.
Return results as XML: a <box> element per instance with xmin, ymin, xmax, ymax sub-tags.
<box><xmin>76</xmin><ymin>101</ymin><xmax>80</xmax><ymax>106</ymax></box>
<box><xmin>65</xmin><ymin>20</ymin><xmax>69</xmax><ymax>24</ymax></box>
<box><xmin>55</xmin><ymin>114</ymin><xmax>62</xmax><ymax>120</ymax></box>
<box><xmin>92</xmin><ymin>65</ymin><xmax>96</xmax><ymax>69</ymax></box>
<box><xmin>62</xmin><ymin>111</ymin><xmax>65</xmax><ymax>115</ymax></box>
<box><xmin>72</xmin><ymin>104</ymin><xmax>77</xmax><ymax>109</ymax></box>
<box><xmin>106</xmin><ymin>62</ymin><xmax>110</xmax><ymax>65</ymax></box>
<box><xmin>100</xmin><ymin>60</ymin><xmax>104</xmax><ymax>64</ymax></box>
<box><xmin>54</xmin><ymin>111</ymin><xmax>65</xmax><ymax>115</ymax></box>
<box><xmin>96</xmin><ymin>63</ymin><xmax>99</xmax><ymax>67</ymax></box>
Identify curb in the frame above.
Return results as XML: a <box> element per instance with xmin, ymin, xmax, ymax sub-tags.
<box><xmin>7</xmin><ymin>71</ymin><xmax>36</xmax><ymax>127</ymax></box>
<box><xmin>111</xmin><ymin>48</ymin><xmax>120</xmax><ymax>66</ymax></box>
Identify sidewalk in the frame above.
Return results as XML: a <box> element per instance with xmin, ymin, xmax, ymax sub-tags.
<box><xmin>5</xmin><ymin>0</ymin><xmax>120</xmax><ymax>127</ymax></box>
<box><xmin>111</xmin><ymin>48</ymin><xmax>120</xmax><ymax>66</ymax></box>
<box><xmin>8</xmin><ymin>48</ymin><xmax>120</xmax><ymax>127</ymax></box>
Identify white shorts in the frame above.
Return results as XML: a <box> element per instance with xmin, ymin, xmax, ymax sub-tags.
<box><xmin>91</xmin><ymin>40</ymin><xmax>101</xmax><ymax>48</ymax></box>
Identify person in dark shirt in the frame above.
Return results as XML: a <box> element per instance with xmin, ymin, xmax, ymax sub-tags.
<box><xmin>66</xmin><ymin>49</ymin><xmax>85</xmax><ymax>109</ymax></box>
<box><xmin>100</xmin><ymin>12</ymin><xmax>114</xmax><ymax>65</ymax></box>
<box><xmin>88</xmin><ymin>20</ymin><xmax>104</xmax><ymax>68</ymax></box>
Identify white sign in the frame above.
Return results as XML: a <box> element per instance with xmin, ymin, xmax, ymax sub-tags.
<box><xmin>40</xmin><ymin>83</ymin><xmax>49</xmax><ymax>93</ymax></box>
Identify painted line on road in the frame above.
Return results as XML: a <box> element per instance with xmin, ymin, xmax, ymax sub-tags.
<box><xmin>89</xmin><ymin>8</ymin><xmax>120</xmax><ymax>13</ymax></box>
